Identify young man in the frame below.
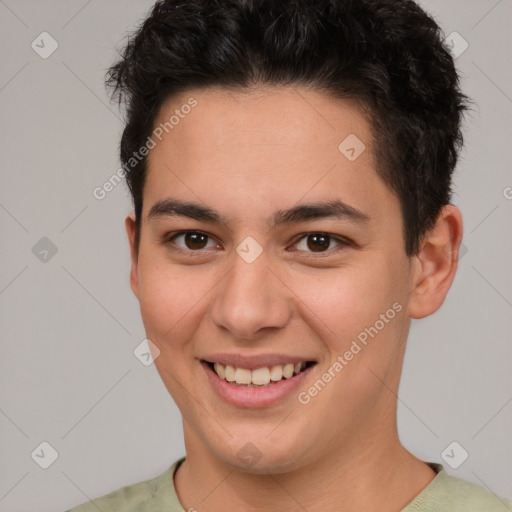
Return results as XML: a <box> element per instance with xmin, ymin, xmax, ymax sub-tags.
<box><xmin>68</xmin><ymin>0</ymin><xmax>511</xmax><ymax>510</ymax></box>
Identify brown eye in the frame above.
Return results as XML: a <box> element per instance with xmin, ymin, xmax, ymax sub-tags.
<box><xmin>167</xmin><ymin>231</ymin><xmax>218</xmax><ymax>251</ymax></box>
<box><xmin>307</xmin><ymin>233</ymin><xmax>330</xmax><ymax>252</ymax></box>
<box><xmin>184</xmin><ymin>232</ymin><xmax>208</xmax><ymax>250</ymax></box>
<box><xmin>294</xmin><ymin>232</ymin><xmax>346</xmax><ymax>254</ymax></box>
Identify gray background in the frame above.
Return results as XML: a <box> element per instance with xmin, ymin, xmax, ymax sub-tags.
<box><xmin>0</xmin><ymin>1</ymin><xmax>511</xmax><ymax>510</ymax></box>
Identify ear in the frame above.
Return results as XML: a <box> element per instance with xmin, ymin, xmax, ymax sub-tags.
<box><xmin>125</xmin><ymin>214</ymin><xmax>140</xmax><ymax>299</ymax></box>
<box><xmin>407</xmin><ymin>204</ymin><xmax>463</xmax><ymax>319</ymax></box>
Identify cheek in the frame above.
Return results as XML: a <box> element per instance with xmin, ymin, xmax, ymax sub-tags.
<box><xmin>290</xmin><ymin>261</ymin><xmax>400</xmax><ymax>342</ymax></box>
<box><xmin>138</xmin><ymin>273</ymin><xmax>178</xmax><ymax>335</ymax></box>
<box><xmin>137</xmin><ymin>265</ymin><xmax>203</xmax><ymax>401</ymax></box>
<box><xmin>137</xmin><ymin>257</ymin><xmax>218</xmax><ymax>349</ymax></box>
<box><xmin>137</xmin><ymin>259</ymin><xmax>189</xmax><ymax>341</ymax></box>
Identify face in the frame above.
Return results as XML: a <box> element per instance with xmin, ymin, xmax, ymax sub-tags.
<box><xmin>126</xmin><ymin>85</ymin><xmax>419</xmax><ymax>473</ymax></box>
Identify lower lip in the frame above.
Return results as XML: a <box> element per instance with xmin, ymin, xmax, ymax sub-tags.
<box><xmin>201</xmin><ymin>361</ymin><xmax>315</xmax><ymax>408</ymax></box>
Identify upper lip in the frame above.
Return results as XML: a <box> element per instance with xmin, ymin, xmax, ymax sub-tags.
<box><xmin>200</xmin><ymin>353</ymin><xmax>317</xmax><ymax>370</ymax></box>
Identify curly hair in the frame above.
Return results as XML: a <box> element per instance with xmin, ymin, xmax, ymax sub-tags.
<box><xmin>106</xmin><ymin>0</ymin><xmax>472</xmax><ymax>256</ymax></box>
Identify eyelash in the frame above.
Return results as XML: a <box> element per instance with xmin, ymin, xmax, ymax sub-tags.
<box><xmin>162</xmin><ymin>230</ymin><xmax>351</xmax><ymax>257</ymax></box>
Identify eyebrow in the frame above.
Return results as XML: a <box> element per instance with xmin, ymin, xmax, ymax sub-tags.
<box><xmin>147</xmin><ymin>197</ymin><xmax>371</xmax><ymax>229</ymax></box>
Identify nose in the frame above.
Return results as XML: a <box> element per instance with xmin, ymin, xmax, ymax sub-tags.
<box><xmin>210</xmin><ymin>247</ymin><xmax>291</xmax><ymax>341</ymax></box>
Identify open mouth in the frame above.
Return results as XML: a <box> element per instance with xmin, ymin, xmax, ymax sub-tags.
<box><xmin>202</xmin><ymin>360</ymin><xmax>317</xmax><ymax>388</ymax></box>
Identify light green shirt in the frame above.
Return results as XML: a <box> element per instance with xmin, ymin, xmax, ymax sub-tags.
<box><xmin>66</xmin><ymin>458</ymin><xmax>512</xmax><ymax>511</ymax></box>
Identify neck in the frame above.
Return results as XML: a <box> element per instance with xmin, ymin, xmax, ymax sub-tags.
<box><xmin>174</xmin><ymin>421</ymin><xmax>436</xmax><ymax>512</ymax></box>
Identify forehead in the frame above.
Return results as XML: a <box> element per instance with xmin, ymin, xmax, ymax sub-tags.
<box><xmin>149</xmin><ymin>85</ymin><xmax>374</xmax><ymax>165</ymax></box>
<box><xmin>143</xmin><ymin>85</ymin><xmax>397</xmax><ymax>230</ymax></box>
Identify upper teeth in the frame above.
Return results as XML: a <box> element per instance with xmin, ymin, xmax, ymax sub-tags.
<box><xmin>213</xmin><ymin>362</ymin><xmax>307</xmax><ymax>386</ymax></box>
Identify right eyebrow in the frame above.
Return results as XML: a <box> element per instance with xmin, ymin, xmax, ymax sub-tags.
<box><xmin>147</xmin><ymin>198</ymin><xmax>229</xmax><ymax>224</ymax></box>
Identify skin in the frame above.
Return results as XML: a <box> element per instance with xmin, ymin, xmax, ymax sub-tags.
<box><xmin>125</xmin><ymin>85</ymin><xmax>463</xmax><ymax>511</ymax></box>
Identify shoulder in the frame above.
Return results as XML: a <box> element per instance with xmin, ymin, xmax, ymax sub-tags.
<box><xmin>404</xmin><ymin>463</ymin><xmax>512</xmax><ymax>512</ymax></box>
<box><xmin>65</xmin><ymin>459</ymin><xmax>184</xmax><ymax>512</ymax></box>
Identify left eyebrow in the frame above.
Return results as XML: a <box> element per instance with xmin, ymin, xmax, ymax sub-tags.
<box><xmin>146</xmin><ymin>197</ymin><xmax>371</xmax><ymax>228</ymax></box>
<box><xmin>270</xmin><ymin>200</ymin><xmax>371</xmax><ymax>227</ymax></box>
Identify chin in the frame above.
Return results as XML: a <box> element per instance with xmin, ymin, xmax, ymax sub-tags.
<box><xmin>214</xmin><ymin>435</ymin><xmax>311</xmax><ymax>475</ymax></box>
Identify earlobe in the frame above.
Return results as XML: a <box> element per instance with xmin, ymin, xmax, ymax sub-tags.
<box><xmin>125</xmin><ymin>214</ymin><xmax>140</xmax><ymax>299</ymax></box>
<box><xmin>407</xmin><ymin>205</ymin><xmax>464</xmax><ymax>319</ymax></box>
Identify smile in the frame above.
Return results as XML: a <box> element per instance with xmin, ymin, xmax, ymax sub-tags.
<box><xmin>201</xmin><ymin>358</ymin><xmax>317</xmax><ymax>408</ymax></box>
<box><xmin>204</xmin><ymin>360</ymin><xmax>316</xmax><ymax>387</ymax></box>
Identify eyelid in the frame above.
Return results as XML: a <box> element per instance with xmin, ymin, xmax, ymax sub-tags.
<box><xmin>163</xmin><ymin>230</ymin><xmax>351</xmax><ymax>254</ymax></box>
